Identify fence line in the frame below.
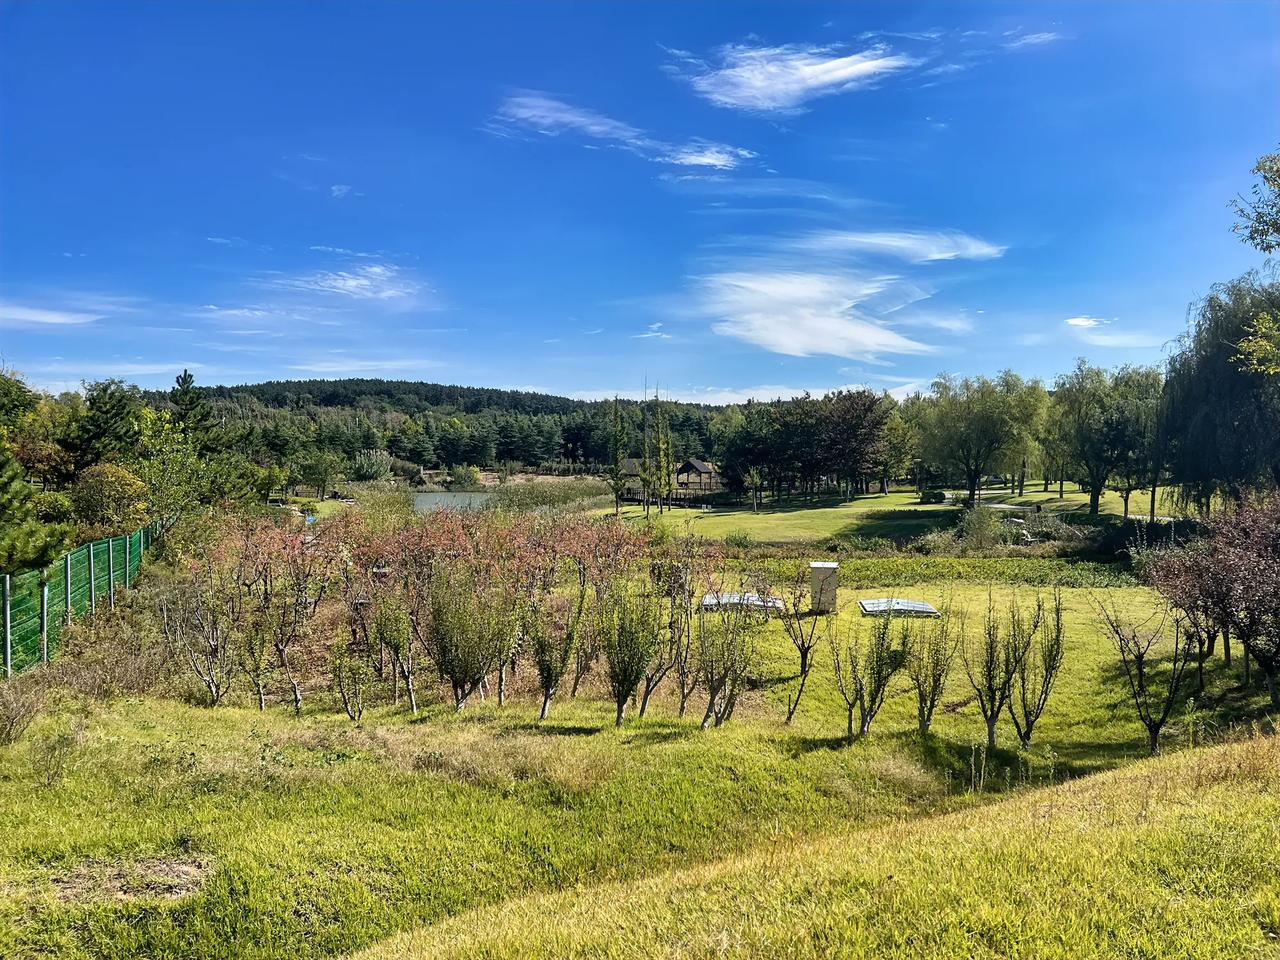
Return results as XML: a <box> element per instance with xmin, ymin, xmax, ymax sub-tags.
<box><xmin>1</xmin><ymin>520</ymin><xmax>166</xmax><ymax>678</ymax></box>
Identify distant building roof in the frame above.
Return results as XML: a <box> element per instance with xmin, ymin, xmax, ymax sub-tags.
<box><xmin>678</xmin><ymin>458</ymin><xmax>717</xmax><ymax>475</ymax></box>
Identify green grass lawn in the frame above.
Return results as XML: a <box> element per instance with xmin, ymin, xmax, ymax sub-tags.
<box><xmin>0</xmin><ymin>579</ymin><xmax>1269</xmax><ymax>959</ymax></box>
<box><xmin>606</xmin><ymin>490</ymin><xmax>958</xmax><ymax>543</ymax></box>
<box><xmin>602</xmin><ymin>485</ymin><xmax>1192</xmax><ymax>545</ymax></box>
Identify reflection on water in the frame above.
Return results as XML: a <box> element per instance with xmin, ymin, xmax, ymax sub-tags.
<box><xmin>413</xmin><ymin>491</ymin><xmax>492</xmax><ymax>513</ymax></box>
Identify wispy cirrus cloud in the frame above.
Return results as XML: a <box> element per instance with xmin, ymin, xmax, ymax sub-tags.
<box><xmin>288</xmin><ymin>357</ymin><xmax>444</xmax><ymax>374</ymax></box>
<box><xmin>788</xmin><ymin>229</ymin><xmax>1006</xmax><ymax>262</ymax></box>
<box><xmin>665</xmin><ymin>42</ymin><xmax>920</xmax><ymax>114</ymax></box>
<box><xmin>1063</xmin><ymin>316</ymin><xmax>1164</xmax><ymax>349</ymax></box>
<box><xmin>268</xmin><ymin>263</ymin><xmax>422</xmax><ymax>301</ymax></box>
<box><xmin>0</xmin><ymin>302</ymin><xmax>104</xmax><ymax>328</ymax></box>
<box><xmin>1004</xmin><ymin>30</ymin><xmax>1063</xmax><ymax>50</ymax></box>
<box><xmin>677</xmin><ymin>218</ymin><xmax>1003</xmax><ymax>361</ymax></box>
<box><xmin>491</xmin><ymin>91</ymin><xmax>756</xmax><ymax>170</ymax></box>
<box><xmin>700</xmin><ymin>271</ymin><xmax>933</xmax><ymax>360</ymax></box>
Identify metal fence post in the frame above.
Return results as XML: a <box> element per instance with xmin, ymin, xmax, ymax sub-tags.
<box><xmin>2</xmin><ymin>575</ymin><xmax>10</xmax><ymax>679</ymax></box>
<box><xmin>63</xmin><ymin>553</ymin><xmax>72</xmax><ymax>623</ymax></box>
<box><xmin>124</xmin><ymin>533</ymin><xmax>131</xmax><ymax>590</ymax></box>
<box><xmin>107</xmin><ymin>538</ymin><xmax>116</xmax><ymax>610</ymax></box>
<box><xmin>40</xmin><ymin>577</ymin><xmax>49</xmax><ymax>664</ymax></box>
<box><xmin>88</xmin><ymin>544</ymin><xmax>96</xmax><ymax>617</ymax></box>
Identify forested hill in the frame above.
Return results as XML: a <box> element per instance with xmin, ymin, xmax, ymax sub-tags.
<box><xmin>193</xmin><ymin>378</ymin><xmax>715</xmax><ymax>417</ymax></box>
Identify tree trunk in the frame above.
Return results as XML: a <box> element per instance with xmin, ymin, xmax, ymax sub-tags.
<box><xmin>1121</xmin><ymin>491</ymin><xmax>1130</xmax><ymax>519</ymax></box>
<box><xmin>1018</xmin><ymin>458</ymin><xmax>1026</xmax><ymax>496</ymax></box>
<box><xmin>846</xmin><ymin>705</ymin><xmax>855</xmax><ymax>743</ymax></box>
<box><xmin>1088</xmin><ymin>485</ymin><xmax>1101</xmax><ymax>515</ymax></box>
<box><xmin>1058</xmin><ymin>472</ymin><xmax>1065</xmax><ymax>499</ymax></box>
<box><xmin>1266</xmin><ymin>670</ymin><xmax>1279</xmax><ymax>711</ymax></box>
<box><xmin>497</xmin><ymin>662</ymin><xmax>507</xmax><ymax>706</ymax></box>
<box><xmin>539</xmin><ymin>689</ymin><xmax>553</xmax><ymax>721</ymax></box>
<box><xmin>1149</xmin><ymin>481</ymin><xmax>1157</xmax><ymax>523</ymax></box>
<box><xmin>1222</xmin><ymin>625</ymin><xmax>1232</xmax><ymax>667</ymax></box>
<box><xmin>1147</xmin><ymin>725</ymin><xmax>1161</xmax><ymax>756</ymax></box>
<box><xmin>615</xmin><ymin>699</ymin><xmax>626</xmax><ymax>727</ymax></box>
<box><xmin>986</xmin><ymin>716</ymin><xmax>997</xmax><ymax>751</ymax></box>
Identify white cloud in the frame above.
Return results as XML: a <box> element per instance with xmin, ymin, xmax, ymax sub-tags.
<box><xmin>1005</xmin><ymin>31</ymin><xmax>1063</xmax><ymax>49</ymax></box>
<box><xmin>1063</xmin><ymin>316</ymin><xmax>1164</xmax><ymax>349</ymax></box>
<box><xmin>567</xmin><ymin>380</ymin><xmax>920</xmax><ymax>405</ymax></box>
<box><xmin>493</xmin><ymin>91</ymin><xmax>756</xmax><ymax>170</ymax></box>
<box><xmin>28</xmin><ymin>360</ymin><xmax>204</xmax><ymax>377</ymax></box>
<box><xmin>1074</xmin><ymin>329</ymin><xmax>1166</xmax><ymax>349</ymax></box>
<box><xmin>790</xmin><ymin>229</ymin><xmax>1005</xmax><ymax>262</ymax></box>
<box><xmin>330</xmin><ymin>184</ymin><xmax>353</xmax><ymax>199</ymax></box>
<box><xmin>288</xmin><ymin>358</ymin><xmax>444</xmax><ymax>373</ymax></box>
<box><xmin>0</xmin><ymin>303</ymin><xmax>103</xmax><ymax>327</ymax></box>
<box><xmin>699</xmin><ymin>271</ymin><xmax>933</xmax><ymax>360</ymax></box>
<box><xmin>270</xmin><ymin>263</ymin><xmax>420</xmax><ymax>300</ymax></box>
<box><xmin>669</xmin><ymin>42</ymin><xmax>920</xmax><ymax>114</ymax></box>
<box><xmin>632</xmin><ymin>322</ymin><xmax>672</xmax><ymax>340</ymax></box>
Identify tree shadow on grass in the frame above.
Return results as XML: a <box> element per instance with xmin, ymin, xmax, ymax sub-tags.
<box><xmin>509</xmin><ymin>722</ymin><xmax>604</xmax><ymax>737</ymax></box>
<box><xmin>829</xmin><ymin>508</ymin><xmax>958</xmax><ymax>545</ymax></box>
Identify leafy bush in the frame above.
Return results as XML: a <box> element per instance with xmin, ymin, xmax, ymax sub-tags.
<box><xmin>956</xmin><ymin>505</ymin><xmax>1002</xmax><ymax>552</ymax></box>
<box><xmin>724</xmin><ymin>530</ymin><xmax>753</xmax><ymax>550</ymax></box>
<box><xmin>918</xmin><ymin>489</ymin><xmax>949</xmax><ymax>504</ymax></box>
<box><xmin>32</xmin><ymin>490</ymin><xmax>74</xmax><ymax>524</ymax></box>
<box><xmin>448</xmin><ymin>465</ymin><xmax>483</xmax><ymax>490</ymax></box>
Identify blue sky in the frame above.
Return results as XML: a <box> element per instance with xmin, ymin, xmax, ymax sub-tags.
<box><xmin>1</xmin><ymin>1</ymin><xmax>1277</xmax><ymax>402</ymax></box>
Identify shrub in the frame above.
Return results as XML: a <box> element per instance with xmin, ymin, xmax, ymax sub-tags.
<box><xmin>488</xmin><ymin>477</ymin><xmax>611</xmax><ymax>512</ymax></box>
<box><xmin>0</xmin><ymin>672</ymin><xmax>46</xmax><ymax>745</ymax></box>
<box><xmin>956</xmin><ymin>506</ymin><xmax>1003</xmax><ymax>552</ymax></box>
<box><xmin>32</xmin><ymin>490</ymin><xmax>74</xmax><ymax>524</ymax></box>
<box><xmin>72</xmin><ymin>463</ymin><xmax>148</xmax><ymax>537</ymax></box>
<box><xmin>919</xmin><ymin>489</ymin><xmax>949</xmax><ymax>504</ymax></box>
<box><xmin>724</xmin><ymin>530</ymin><xmax>753</xmax><ymax>550</ymax></box>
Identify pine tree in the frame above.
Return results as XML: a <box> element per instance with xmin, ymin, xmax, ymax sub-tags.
<box><xmin>0</xmin><ymin>447</ymin><xmax>73</xmax><ymax>574</ymax></box>
<box><xmin>171</xmin><ymin>368</ymin><xmax>215</xmax><ymax>444</ymax></box>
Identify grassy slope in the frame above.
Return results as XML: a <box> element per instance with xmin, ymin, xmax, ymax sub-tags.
<box><xmin>0</xmin><ymin>584</ymin><xmax>1265</xmax><ymax>959</ymax></box>
<box><xmin>357</xmin><ymin>735</ymin><xmax>1280</xmax><ymax>960</ymax></box>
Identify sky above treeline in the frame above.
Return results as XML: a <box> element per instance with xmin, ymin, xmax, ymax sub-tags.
<box><xmin>1</xmin><ymin>1</ymin><xmax>1277</xmax><ymax>403</ymax></box>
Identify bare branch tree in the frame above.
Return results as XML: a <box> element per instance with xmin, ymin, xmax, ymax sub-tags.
<box><xmin>159</xmin><ymin>556</ymin><xmax>240</xmax><ymax>707</ymax></box>
<box><xmin>776</xmin><ymin>567</ymin><xmax>823</xmax><ymax>724</ymax></box>
<box><xmin>1097</xmin><ymin>601</ymin><xmax>1195</xmax><ymax>754</ymax></box>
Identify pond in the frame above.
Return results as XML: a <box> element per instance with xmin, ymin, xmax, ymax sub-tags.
<box><xmin>413</xmin><ymin>491</ymin><xmax>493</xmax><ymax>513</ymax></box>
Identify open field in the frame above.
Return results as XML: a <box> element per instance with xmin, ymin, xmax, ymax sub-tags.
<box><xmin>603</xmin><ymin>485</ymin><xmax>1189</xmax><ymax>544</ymax></box>
<box><xmin>1</xmin><ymin>582</ymin><xmax>1269</xmax><ymax>960</ymax></box>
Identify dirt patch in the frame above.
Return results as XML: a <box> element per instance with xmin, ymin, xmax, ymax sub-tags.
<box><xmin>52</xmin><ymin>856</ymin><xmax>210</xmax><ymax>904</ymax></box>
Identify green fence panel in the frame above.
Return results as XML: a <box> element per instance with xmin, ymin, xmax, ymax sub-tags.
<box><xmin>68</xmin><ymin>545</ymin><xmax>91</xmax><ymax>619</ymax></box>
<box><xmin>3</xmin><ymin>521</ymin><xmax>165</xmax><ymax>677</ymax></box>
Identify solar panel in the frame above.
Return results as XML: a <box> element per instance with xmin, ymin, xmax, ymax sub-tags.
<box><xmin>858</xmin><ymin>598</ymin><xmax>941</xmax><ymax>618</ymax></box>
<box><xmin>699</xmin><ymin>592</ymin><xmax>784</xmax><ymax>612</ymax></box>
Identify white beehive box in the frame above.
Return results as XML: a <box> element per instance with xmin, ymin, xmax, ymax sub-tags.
<box><xmin>809</xmin><ymin>561</ymin><xmax>839</xmax><ymax>613</ymax></box>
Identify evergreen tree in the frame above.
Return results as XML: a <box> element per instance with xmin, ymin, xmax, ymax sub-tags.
<box><xmin>0</xmin><ymin>447</ymin><xmax>73</xmax><ymax>574</ymax></box>
<box><xmin>170</xmin><ymin>368</ymin><xmax>215</xmax><ymax>446</ymax></box>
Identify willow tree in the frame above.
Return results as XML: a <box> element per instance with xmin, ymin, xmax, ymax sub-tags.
<box><xmin>919</xmin><ymin>373</ymin><xmax>1022</xmax><ymax>505</ymax></box>
<box><xmin>1162</xmin><ymin>272</ymin><xmax>1280</xmax><ymax>508</ymax></box>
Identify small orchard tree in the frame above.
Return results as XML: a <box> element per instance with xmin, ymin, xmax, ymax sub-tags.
<box><xmin>776</xmin><ymin>567</ymin><xmax>823</xmax><ymax>724</ymax></box>
<box><xmin>697</xmin><ymin>585</ymin><xmax>764</xmax><ymax>730</ymax></box>
<box><xmin>428</xmin><ymin>562</ymin><xmax>517</xmax><ymax>711</ymax></box>
<box><xmin>598</xmin><ymin>583</ymin><xmax>663</xmax><ymax>726</ymax></box>
<box><xmin>638</xmin><ymin>537</ymin><xmax>705</xmax><ymax>717</ymax></box>
<box><xmin>159</xmin><ymin>554</ymin><xmax>242</xmax><ymax>707</ymax></box>
<box><xmin>1007</xmin><ymin>590</ymin><xmax>1066</xmax><ymax>748</ymax></box>
<box><xmin>962</xmin><ymin>591</ymin><xmax>1037</xmax><ymax>750</ymax></box>
<box><xmin>1097</xmin><ymin>603</ymin><xmax>1194</xmax><ymax>754</ymax></box>
<box><xmin>905</xmin><ymin>602</ymin><xmax>962</xmax><ymax>735</ymax></box>
<box><xmin>830</xmin><ymin>614</ymin><xmax>904</xmax><ymax>742</ymax></box>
